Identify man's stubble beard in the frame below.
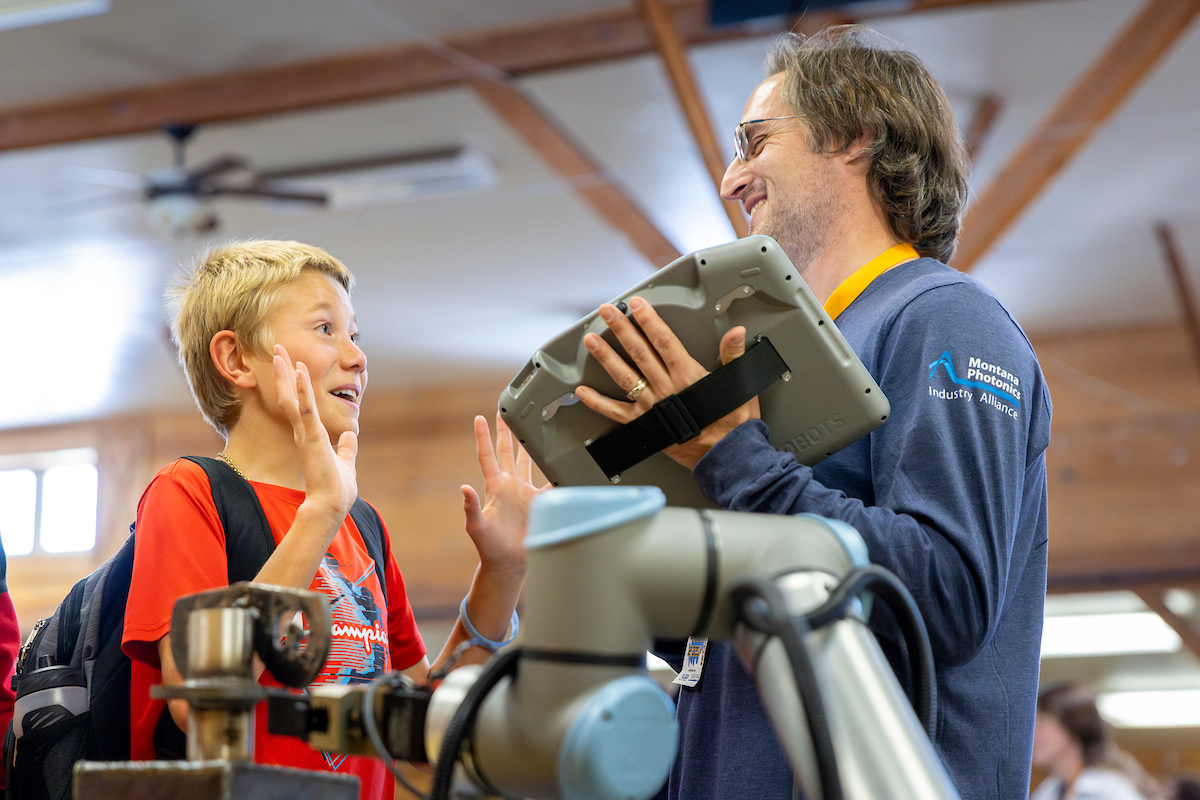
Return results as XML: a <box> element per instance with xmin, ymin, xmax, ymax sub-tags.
<box><xmin>754</xmin><ymin>181</ymin><xmax>840</xmax><ymax>282</ymax></box>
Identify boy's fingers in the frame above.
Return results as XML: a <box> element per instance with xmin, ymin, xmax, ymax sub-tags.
<box><xmin>294</xmin><ymin>362</ymin><xmax>317</xmax><ymax>418</ymax></box>
<box><xmin>461</xmin><ymin>484</ymin><xmax>483</xmax><ymax>534</ymax></box>
<box><xmin>515</xmin><ymin>440</ymin><xmax>534</xmax><ymax>483</ymax></box>
<box><xmin>336</xmin><ymin>431</ymin><xmax>358</xmax><ymax>468</ymax></box>
<box><xmin>493</xmin><ymin>412</ymin><xmax>515</xmax><ymax>474</ymax></box>
<box><xmin>474</xmin><ymin>415</ymin><xmax>500</xmax><ymax>482</ymax></box>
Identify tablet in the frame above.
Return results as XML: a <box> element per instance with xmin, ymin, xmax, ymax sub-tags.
<box><xmin>499</xmin><ymin>235</ymin><xmax>890</xmax><ymax>508</ymax></box>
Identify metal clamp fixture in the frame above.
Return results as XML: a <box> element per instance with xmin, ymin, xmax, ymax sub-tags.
<box><xmin>153</xmin><ymin>582</ymin><xmax>331</xmax><ymax>762</ymax></box>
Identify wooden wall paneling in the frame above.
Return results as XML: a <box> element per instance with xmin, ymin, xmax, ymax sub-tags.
<box><xmin>1035</xmin><ymin>323</ymin><xmax>1200</xmax><ymax>427</ymax></box>
<box><xmin>1032</xmin><ymin>322</ymin><xmax>1200</xmax><ymax>585</ymax></box>
<box><xmin>953</xmin><ymin>0</ymin><xmax>1200</xmax><ymax>271</ymax></box>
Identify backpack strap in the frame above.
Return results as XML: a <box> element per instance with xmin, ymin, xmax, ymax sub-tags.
<box><xmin>348</xmin><ymin>499</ymin><xmax>387</xmax><ymax>603</ymax></box>
<box><xmin>55</xmin><ymin>576</ymin><xmax>89</xmax><ymax>667</ymax></box>
<box><xmin>180</xmin><ymin>456</ymin><xmax>276</xmax><ymax>584</ymax></box>
<box><xmin>181</xmin><ymin>456</ymin><xmax>389</xmax><ymax>600</ymax></box>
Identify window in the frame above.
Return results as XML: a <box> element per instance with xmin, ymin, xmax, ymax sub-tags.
<box><xmin>0</xmin><ymin>448</ymin><xmax>97</xmax><ymax>556</ymax></box>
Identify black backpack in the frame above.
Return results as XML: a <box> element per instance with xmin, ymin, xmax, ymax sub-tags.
<box><xmin>3</xmin><ymin>456</ymin><xmax>387</xmax><ymax>800</ymax></box>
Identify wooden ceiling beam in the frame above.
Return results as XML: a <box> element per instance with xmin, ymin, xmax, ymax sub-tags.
<box><xmin>468</xmin><ymin>77</ymin><xmax>681</xmax><ymax>267</ymax></box>
<box><xmin>638</xmin><ymin>0</ymin><xmax>749</xmax><ymax>238</ymax></box>
<box><xmin>963</xmin><ymin>93</ymin><xmax>1002</xmax><ymax>164</ymax></box>
<box><xmin>1136</xmin><ymin>589</ymin><xmax>1200</xmax><ymax>662</ymax></box>
<box><xmin>952</xmin><ymin>0</ymin><xmax>1200</xmax><ymax>271</ymax></box>
<box><xmin>0</xmin><ymin>0</ymin><xmax>1044</xmax><ymax>153</ymax></box>
<box><xmin>1156</xmin><ymin>222</ymin><xmax>1200</xmax><ymax>374</ymax></box>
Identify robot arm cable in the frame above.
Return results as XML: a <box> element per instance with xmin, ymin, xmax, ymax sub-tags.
<box><xmin>363</xmin><ymin>673</ymin><xmax>430</xmax><ymax>800</ymax></box>
<box><xmin>430</xmin><ymin>648</ymin><xmax>522</xmax><ymax>800</ymax></box>
<box><xmin>732</xmin><ymin>578</ymin><xmax>845</xmax><ymax>800</ymax></box>
<box><xmin>802</xmin><ymin>566</ymin><xmax>937</xmax><ymax>740</ymax></box>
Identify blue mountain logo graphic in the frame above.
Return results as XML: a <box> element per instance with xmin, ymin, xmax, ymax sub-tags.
<box><xmin>928</xmin><ymin>351</ymin><xmax>1020</xmax><ymax>406</ymax></box>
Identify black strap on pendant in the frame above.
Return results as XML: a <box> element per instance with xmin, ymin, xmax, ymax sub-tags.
<box><xmin>585</xmin><ymin>335</ymin><xmax>790</xmax><ymax>479</ymax></box>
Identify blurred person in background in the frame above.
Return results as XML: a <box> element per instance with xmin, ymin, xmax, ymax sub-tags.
<box><xmin>0</xmin><ymin>539</ymin><xmax>17</xmax><ymax>783</ymax></box>
<box><xmin>1031</xmin><ymin>683</ymin><xmax>1163</xmax><ymax>800</ymax></box>
<box><xmin>1167</xmin><ymin>774</ymin><xmax>1200</xmax><ymax>800</ymax></box>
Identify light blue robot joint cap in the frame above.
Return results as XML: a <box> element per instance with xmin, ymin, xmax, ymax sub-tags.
<box><xmin>526</xmin><ymin>486</ymin><xmax>666</xmax><ymax>550</ymax></box>
<box><xmin>558</xmin><ymin>675</ymin><xmax>678</xmax><ymax>800</ymax></box>
<box><xmin>793</xmin><ymin>513</ymin><xmax>870</xmax><ymax>567</ymax></box>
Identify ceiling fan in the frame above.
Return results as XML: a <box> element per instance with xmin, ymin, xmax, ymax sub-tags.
<box><xmin>142</xmin><ymin>124</ymin><xmax>328</xmax><ymax>236</ymax></box>
<box><xmin>58</xmin><ymin>125</ymin><xmax>496</xmax><ymax>238</ymax></box>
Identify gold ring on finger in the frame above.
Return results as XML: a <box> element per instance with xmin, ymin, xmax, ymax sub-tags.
<box><xmin>626</xmin><ymin>378</ymin><xmax>648</xmax><ymax>402</ymax></box>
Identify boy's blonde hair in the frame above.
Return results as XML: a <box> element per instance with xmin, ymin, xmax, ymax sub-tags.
<box><xmin>171</xmin><ymin>240</ymin><xmax>354</xmax><ymax>436</ymax></box>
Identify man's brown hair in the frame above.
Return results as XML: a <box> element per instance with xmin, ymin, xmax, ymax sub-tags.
<box><xmin>767</xmin><ymin>26</ymin><xmax>970</xmax><ymax>263</ymax></box>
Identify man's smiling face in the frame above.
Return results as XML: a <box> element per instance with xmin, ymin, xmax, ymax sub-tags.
<box><xmin>720</xmin><ymin>72</ymin><xmax>846</xmax><ymax>276</ymax></box>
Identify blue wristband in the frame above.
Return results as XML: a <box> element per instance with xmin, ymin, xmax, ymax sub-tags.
<box><xmin>459</xmin><ymin>596</ymin><xmax>519</xmax><ymax>652</ymax></box>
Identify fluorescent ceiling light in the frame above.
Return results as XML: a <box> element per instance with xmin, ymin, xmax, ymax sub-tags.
<box><xmin>1044</xmin><ymin>590</ymin><xmax>1146</xmax><ymax>616</ymax></box>
<box><xmin>0</xmin><ymin>0</ymin><xmax>108</xmax><ymax>31</ymax></box>
<box><xmin>1041</xmin><ymin>611</ymin><xmax>1181</xmax><ymax>658</ymax></box>
<box><xmin>1098</xmin><ymin>690</ymin><xmax>1200</xmax><ymax>728</ymax></box>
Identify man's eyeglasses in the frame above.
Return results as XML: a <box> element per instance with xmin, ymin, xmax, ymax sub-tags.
<box><xmin>734</xmin><ymin>115</ymin><xmax>800</xmax><ymax>163</ymax></box>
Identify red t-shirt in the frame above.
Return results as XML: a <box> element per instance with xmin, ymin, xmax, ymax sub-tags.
<box><xmin>0</xmin><ymin>580</ymin><xmax>19</xmax><ymax>785</ymax></box>
<box><xmin>122</xmin><ymin>459</ymin><xmax>426</xmax><ymax>800</ymax></box>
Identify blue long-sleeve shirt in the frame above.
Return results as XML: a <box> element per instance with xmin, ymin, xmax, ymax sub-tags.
<box><xmin>672</xmin><ymin>258</ymin><xmax>1052</xmax><ymax>800</ymax></box>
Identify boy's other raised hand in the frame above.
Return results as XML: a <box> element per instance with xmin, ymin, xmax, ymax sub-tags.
<box><xmin>273</xmin><ymin>344</ymin><xmax>357</xmax><ymax>524</ymax></box>
<box><xmin>461</xmin><ymin>413</ymin><xmax>542</xmax><ymax>579</ymax></box>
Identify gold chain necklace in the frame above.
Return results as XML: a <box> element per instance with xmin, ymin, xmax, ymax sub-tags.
<box><xmin>217</xmin><ymin>451</ymin><xmax>247</xmax><ymax>480</ymax></box>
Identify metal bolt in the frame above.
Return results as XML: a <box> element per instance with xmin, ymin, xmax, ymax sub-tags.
<box><xmin>584</xmin><ymin>438</ymin><xmax>593</xmax><ymax>446</ymax></box>
<box><xmin>611</xmin><ymin>475</ymin><xmax>622</xmax><ymax>484</ymax></box>
<box><xmin>782</xmin><ymin>371</ymin><xmax>792</xmax><ymax>382</ymax></box>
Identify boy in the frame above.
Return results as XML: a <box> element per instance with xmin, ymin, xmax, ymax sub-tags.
<box><xmin>123</xmin><ymin>240</ymin><xmax>536</xmax><ymax>798</ymax></box>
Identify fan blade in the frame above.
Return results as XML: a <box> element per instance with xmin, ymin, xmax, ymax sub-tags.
<box><xmin>213</xmin><ymin>185</ymin><xmax>328</xmax><ymax>205</ymax></box>
<box><xmin>187</xmin><ymin>154</ymin><xmax>247</xmax><ymax>184</ymax></box>
<box><xmin>62</xmin><ymin>165</ymin><xmax>145</xmax><ymax>190</ymax></box>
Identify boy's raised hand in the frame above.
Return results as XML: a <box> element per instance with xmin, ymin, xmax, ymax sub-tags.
<box><xmin>461</xmin><ymin>414</ymin><xmax>542</xmax><ymax>578</ymax></box>
<box><xmin>273</xmin><ymin>344</ymin><xmax>358</xmax><ymax>526</ymax></box>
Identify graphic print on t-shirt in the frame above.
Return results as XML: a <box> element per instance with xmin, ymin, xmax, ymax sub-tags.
<box><xmin>927</xmin><ymin>350</ymin><xmax>1021</xmax><ymax>419</ymax></box>
<box><xmin>316</xmin><ymin>553</ymin><xmax>389</xmax><ymax>684</ymax></box>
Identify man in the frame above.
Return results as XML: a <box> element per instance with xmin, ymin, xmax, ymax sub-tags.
<box><xmin>576</xmin><ymin>25</ymin><xmax>1051</xmax><ymax>800</ymax></box>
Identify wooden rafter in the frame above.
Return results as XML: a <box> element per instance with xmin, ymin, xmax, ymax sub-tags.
<box><xmin>1137</xmin><ymin>589</ymin><xmax>1200</xmax><ymax>662</ymax></box>
<box><xmin>963</xmin><ymin>93</ymin><xmax>1002</xmax><ymax>164</ymax></box>
<box><xmin>0</xmin><ymin>0</ymin><xmax>1046</xmax><ymax>154</ymax></box>
<box><xmin>468</xmin><ymin>78</ymin><xmax>681</xmax><ymax>267</ymax></box>
<box><xmin>1156</xmin><ymin>222</ymin><xmax>1200</xmax><ymax>374</ymax></box>
<box><xmin>952</xmin><ymin>0</ymin><xmax>1200</xmax><ymax>271</ymax></box>
<box><xmin>638</xmin><ymin>0</ymin><xmax>749</xmax><ymax>238</ymax></box>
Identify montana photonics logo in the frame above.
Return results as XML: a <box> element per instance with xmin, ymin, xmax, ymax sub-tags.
<box><xmin>928</xmin><ymin>351</ymin><xmax>1021</xmax><ymax>417</ymax></box>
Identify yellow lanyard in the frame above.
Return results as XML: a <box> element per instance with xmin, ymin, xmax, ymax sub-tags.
<box><xmin>823</xmin><ymin>243</ymin><xmax>919</xmax><ymax>321</ymax></box>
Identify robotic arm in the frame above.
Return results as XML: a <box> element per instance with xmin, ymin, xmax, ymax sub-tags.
<box><xmin>294</xmin><ymin>486</ymin><xmax>960</xmax><ymax>800</ymax></box>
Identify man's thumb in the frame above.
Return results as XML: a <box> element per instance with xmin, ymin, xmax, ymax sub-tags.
<box><xmin>720</xmin><ymin>326</ymin><xmax>747</xmax><ymax>365</ymax></box>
